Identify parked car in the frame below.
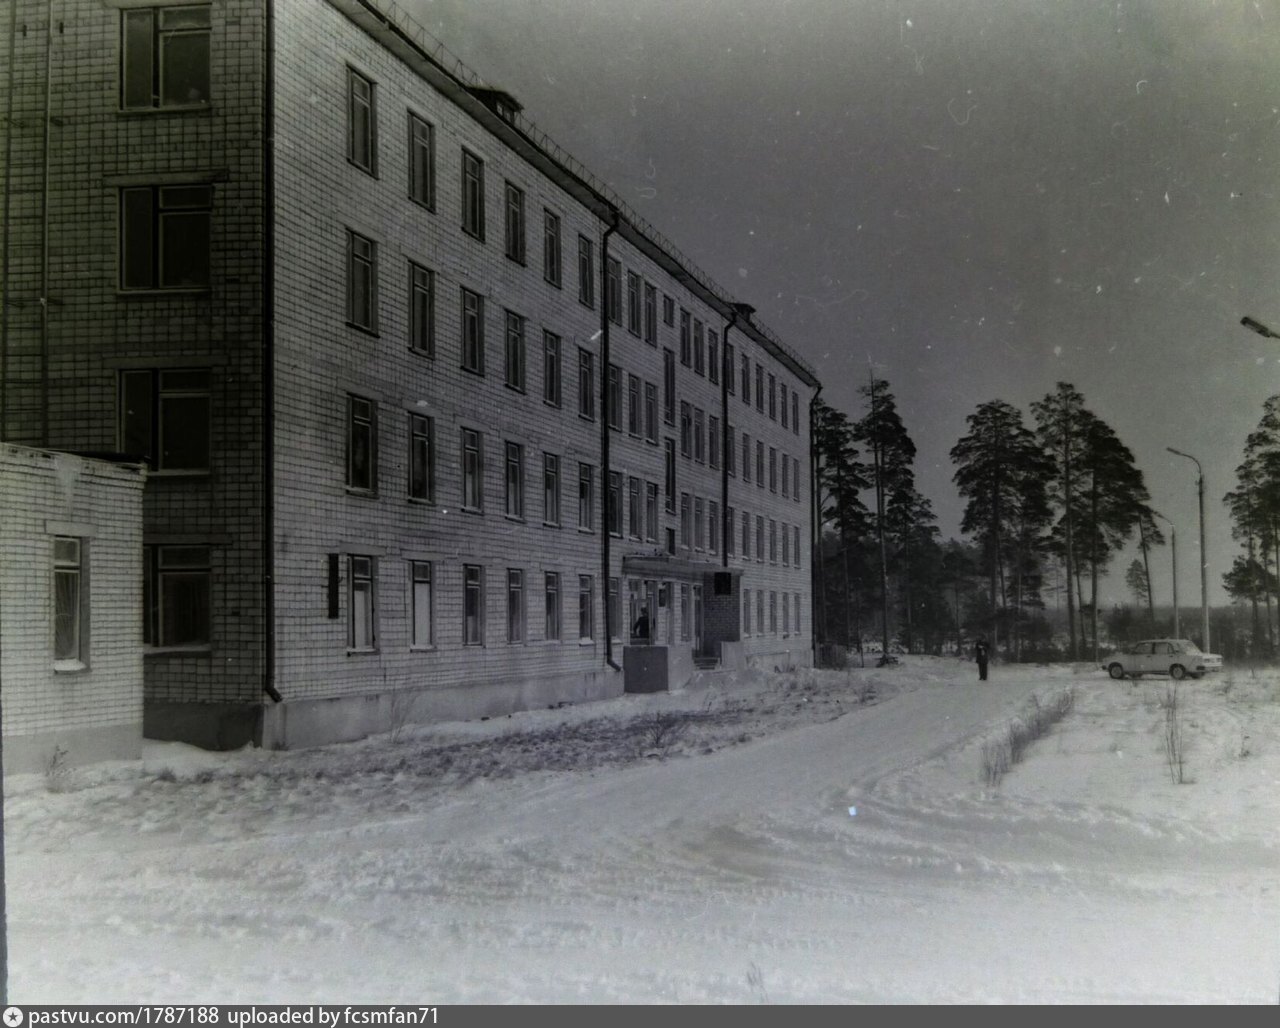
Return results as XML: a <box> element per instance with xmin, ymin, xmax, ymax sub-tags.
<box><xmin>1100</xmin><ymin>639</ymin><xmax>1223</xmax><ymax>680</ymax></box>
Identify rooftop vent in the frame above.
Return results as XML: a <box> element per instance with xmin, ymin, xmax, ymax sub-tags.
<box><xmin>468</xmin><ymin>86</ymin><xmax>523</xmax><ymax>124</ymax></box>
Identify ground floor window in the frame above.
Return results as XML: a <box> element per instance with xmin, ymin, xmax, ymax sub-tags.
<box><xmin>349</xmin><ymin>555</ymin><xmax>376</xmax><ymax>650</ymax></box>
<box><xmin>680</xmin><ymin>583</ymin><xmax>691</xmax><ymax>642</ymax></box>
<box><xmin>53</xmin><ymin>537</ymin><xmax>84</xmax><ymax>665</ymax></box>
<box><xmin>144</xmin><ymin>545</ymin><xmax>211</xmax><ymax>647</ymax></box>
<box><xmin>411</xmin><ymin>561</ymin><xmax>433</xmax><ymax>647</ymax></box>
<box><xmin>545</xmin><ymin>572</ymin><xmax>561</xmax><ymax>641</ymax></box>
<box><xmin>464</xmin><ymin>564</ymin><xmax>484</xmax><ymax>645</ymax></box>
<box><xmin>578</xmin><ymin>575</ymin><xmax>595</xmax><ymax>641</ymax></box>
<box><xmin>508</xmin><ymin>568</ymin><xmax>526</xmax><ymax>642</ymax></box>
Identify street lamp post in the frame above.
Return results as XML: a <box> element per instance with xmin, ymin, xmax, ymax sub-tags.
<box><xmin>1152</xmin><ymin>510</ymin><xmax>1178</xmax><ymax>640</ymax></box>
<box><xmin>1166</xmin><ymin>447</ymin><xmax>1209</xmax><ymax>651</ymax></box>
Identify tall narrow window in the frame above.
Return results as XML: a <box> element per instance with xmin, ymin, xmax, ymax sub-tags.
<box><xmin>725</xmin><ymin>342</ymin><xmax>736</xmax><ymax>395</ymax></box>
<box><xmin>756</xmin><ymin>364</ymin><xmax>765</xmax><ymax>412</ymax></box>
<box><xmin>578</xmin><ymin>462</ymin><xmax>595</xmax><ymax>530</ymax></box>
<box><xmin>120</xmin><ymin>184</ymin><xmax>212</xmax><ymax>290</ymax></box>
<box><xmin>121</xmin><ymin>5</ymin><xmax>211</xmax><ymax>110</ymax></box>
<box><xmin>408</xmin><ymin>113</ymin><xmax>434</xmax><ymax>208</ymax></box>
<box><xmin>770</xmin><ymin>519</ymin><xmax>778</xmax><ymax>563</ymax></box>
<box><xmin>644</xmin><ymin>283</ymin><xmax>658</xmax><ymax>344</ymax></box>
<box><xmin>627</xmin><ymin>373</ymin><xmax>641</xmax><ymax>436</ymax></box>
<box><xmin>543</xmin><ymin>330</ymin><xmax>562</xmax><ymax>407</ymax></box>
<box><xmin>709</xmin><ymin>415</ymin><xmax>720</xmax><ymax>469</ymax></box>
<box><xmin>780</xmin><ymin>382</ymin><xmax>789</xmax><ymax>428</ymax></box>
<box><xmin>726</xmin><ymin>506</ymin><xmax>735</xmax><ymax>556</ymax></box>
<box><xmin>507</xmin><ymin>569</ymin><xmax>526</xmax><ymax>643</ymax></box>
<box><xmin>461</xmin><ymin>149</ymin><xmax>485</xmax><ymax>240</ymax></box>
<box><xmin>505</xmin><ymin>441</ymin><xmax>524</xmax><ymax>519</ymax></box>
<box><xmin>680</xmin><ymin>584</ymin><xmax>691</xmax><ymax>642</ymax></box>
<box><xmin>504</xmin><ymin>181</ymin><xmax>526</xmax><ymax>263</ymax></box>
<box><xmin>544</xmin><ymin>210</ymin><xmax>562</xmax><ymax>286</ymax></box>
<box><xmin>794</xmin><ymin>525</ymin><xmax>802</xmax><ymax>567</ymax></box>
<box><xmin>680</xmin><ymin>493</ymin><xmax>691</xmax><ymax>548</ymax></box>
<box><xmin>461</xmin><ymin>428</ymin><xmax>483</xmax><ymax>511</ymax></box>
<box><xmin>743</xmin><ymin>587</ymin><xmax>751</xmax><ymax>635</ymax></box>
<box><xmin>409</xmin><ymin>262</ymin><xmax>433</xmax><ymax>355</ymax></box>
<box><xmin>694</xmin><ymin>497</ymin><xmax>705</xmax><ymax>550</ymax></box>
<box><xmin>680</xmin><ymin>402</ymin><xmax>692</xmax><ymax>458</ymax></box>
<box><xmin>545</xmin><ymin>572</ymin><xmax>561</xmax><ymax>641</ymax></box>
<box><xmin>645</xmin><ymin>482</ymin><xmax>658</xmax><ymax>542</ymax></box>
<box><xmin>578</xmin><ymin>234</ymin><xmax>594</xmax><ymax>307</ymax></box>
<box><xmin>679</xmin><ymin>310</ymin><xmax>691</xmax><ymax>366</ymax></box>
<box><xmin>794</xmin><ymin>457</ymin><xmax>802</xmax><ymax>502</ymax></box>
<box><xmin>664</xmin><ymin>439</ymin><xmax>676</xmax><ymax>513</ymax></box>
<box><xmin>578</xmin><ymin>349</ymin><xmax>595</xmax><ymax>420</ymax></box>
<box><xmin>783</xmin><ymin>593</ymin><xmax>790</xmax><ymax>635</ymax></box>
<box><xmin>608</xmin><ymin>577</ymin><xmax>620</xmax><ymax>640</ymax></box>
<box><xmin>346</xmin><ymin>394</ymin><xmax>377</xmax><ymax>492</ymax></box>
<box><xmin>346</xmin><ymin>229</ymin><xmax>377</xmax><ymax>331</ymax></box>
<box><xmin>726</xmin><ymin>425</ymin><xmax>736</xmax><ymax>479</ymax></box>
<box><xmin>662</xmin><ymin>348</ymin><xmax>676</xmax><ymax>425</ymax></box>
<box><xmin>347</xmin><ymin>68</ymin><xmax>376</xmax><ymax>174</ymax></box>
<box><xmin>756</xmin><ymin>515</ymin><xmax>764</xmax><ymax>561</ymax></box>
<box><xmin>144</xmin><ymin>545</ymin><xmax>210</xmax><ymax>647</ymax></box>
<box><xmin>769</xmin><ymin>447</ymin><xmax>778</xmax><ymax>493</ymax></box>
<box><xmin>606</xmin><ymin>258</ymin><xmax>622</xmax><ymax>325</ymax></box>
<box><xmin>741</xmin><ymin>510</ymin><xmax>751</xmax><ymax>560</ymax></box>
<box><xmin>461</xmin><ymin>288</ymin><xmax>484</xmax><ymax>374</ymax></box>
<box><xmin>543</xmin><ymin>453</ymin><xmax>561</xmax><ymax>525</ymax></box>
<box><xmin>608</xmin><ymin>471</ymin><xmax>623</xmax><ymax>536</ymax></box>
<box><xmin>644</xmin><ymin>382</ymin><xmax>658</xmax><ymax>443</ymax></box>
<box><xmin>607</xmin><ymin>364</ymin><xmax>622</xmax><ymax>431</ymax></box>
<box><xmin>411</xmin><ymin>561</ymin><xmax>434</xmax><ymax>648</ymax></box>
<box><xmin>782</xmin><ymin>452</ymin><xmax>790</xmax><ymax>498</ymax></box>
<box><xmin>663</xmin><ymin>295</ymin><xmax>675</xmax><ymax>326</ymax></box>
<box><xmin>53</xmin><ymin>537</ymin><xmax>84</xmax><ymax>665</ymax></box>
<box><xmin>119</xmin><ymin>368</ymin><xmax>211</xmax><ymax>471</ymax></box>
<box><xmin>768</xmin><ymin>374</ymin><xmax>777</xmax><ymax>420</ymax></box>
<box><xmin>628</xmin><ymin>477</ymin><xmax>642</xmax><ymax>538</ymax></box>
<box><xmin>742</xmin><ymin>431</ymin><xmax>752</xmax><ymax>483</ymax></box>
<box><xmin>708</xmin><ymin>330</ymin><xmax>719</xmax><ymax>384</ymax></box>
<box><xmin>741</xmin><ymin>352</ymin><xmax>751</xmax><ymax>405</ymax></box>
<box><xmin>793</xmin><ymin>393</ymin><xmax>800</xmax><ymax>434</ymax></box>
<box><xmin>463</xmin><ymin>565</ymin><xmax>484</xmax><ymax>645</ymax></box>
<box><xmin>782</xmin><ymin>522</ymin><xmax>791</xmax><ymax>566</ymax></box>
<box><xmin>693</xmin><ymin>408</ymin><xmax>705</xmax><ymax>463</ymax></box>
<box><xmin>756</xmin><ymin>440</ymin><xmax>765</xmax><ymax>488</ymax></box>
<box><xmin>627</xmin><ymin>272</ymin><xmax>642</xmax><ymax>336</ymax></box>
<box><xmin>348</xmin><ymin>556</ymin><xmax>376</xmax><ymax>650</ymax></box>
<box><xmin>578</xmin><ymin>575</ymin><xmax>595</xmax><ymax>641</ymax></box>
<box><xmin>709</xmin><ymin>501</ymin><xmax>720</xmax><ymax>554</ymax></box>
<box><xmin>408</xmin><ymin>412</ymin><xmax>434</xmax><ymax>502</ymax></box>
<box><xmin>769</xmin><ymin>591</ymin><xmax>778</xmax><ymax>635</ymax></box>
<box><xmin>693</xmin><ymin>319</ymin><xmax>705</xmax><ymax>376</ymax></box>
<box><xmin>504</xmin><ymin>310</ymin><xmax>526</xmax><ymax>391</ymax></box>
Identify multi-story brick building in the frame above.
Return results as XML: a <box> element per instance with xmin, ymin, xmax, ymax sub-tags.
<box><xmin>0</xmin><ymin>0</ymin><xmax>821</xmax><ymax>749</ymax></box>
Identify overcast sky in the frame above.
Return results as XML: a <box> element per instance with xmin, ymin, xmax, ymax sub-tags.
<box><xmin>411</xmin><ymin>0</ymin><xmax>1280</xmax><ymax>611</ymax></box>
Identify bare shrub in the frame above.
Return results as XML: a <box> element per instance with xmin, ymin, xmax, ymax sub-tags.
<box><xmin>745</xmin><ymin>962</ymin><xmax>770</xmax><ymax>1004</ymax></box>
<box><xmin>1163</xmin><ymin>685</ymin><xmax>1187</xmax><ymax>784</ymax></box>
<box><xmin>44</xmin><ymin>744</ymin><xmax>77</xmax><ymax>794</ymax></box>
<box><xmin>642</xmin><ymin>711</ymin><xmax>688</xmax><ymax>756</ymax></box>
<box><xmin>979</xmin><ymin>688</ymin><xmax>1075</xmax><ymax>787</ymax></box>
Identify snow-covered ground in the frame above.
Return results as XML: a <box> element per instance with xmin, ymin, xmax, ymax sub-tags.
<box><xmin>8</xmin><ymin>658</ymin><xmax>1280</xmax><ymax>1003</ymax></box>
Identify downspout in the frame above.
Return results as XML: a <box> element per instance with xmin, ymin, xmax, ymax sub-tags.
<box><xmin>261</xmin><ymin>0</ymin><xmax>281</xmax><ymax>705</ymax></box>
<box><xmin>719</xmin><ymin>309</ymin><xmax>740</xmax><ymax>569</ymax></box>
<box><xmin>38</xmin><ymin>1</ymin><xmax>54</xmax><ymax>445</ymax></box>
<box><xmin>809</xmin><ymin>384</ymin><xmax>823</xmax><ymax>668</ymax></box>
<box><xmin>0</xmin><ymin>0</ymin><xmax>18</xmax><ymax>435</ymax></box>
<box><xmin>599</xmin><ymin>208</ymin><xmax>621</xmax><ymax>671</ymax></box>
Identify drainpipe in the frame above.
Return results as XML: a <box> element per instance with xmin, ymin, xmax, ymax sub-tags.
<box><xmin>0</xmin><ymin>0</ymin><xmax>18</xmax><ymax>436</ymax></box>
<box><xmin>720</xmin><ymin>304</ymin><xmax>752</xmax><ymax>568</ymax></box>
<box><xmin>809</xmin><ymin>384</ymin><xmax>823</xmax><ymax>668</ymax></box>
<box><xmin>261</xmin><ymin>0</ymin><xmax>281</xmax><ymax>705</ymax></box>
<box><xmin>37</xmin><ymin>2</ymin><xmax>55</xmax><ymax>446</ymax></box>
<box><xmin>599</xmin><ymin>208</ymin><xmax>621</xmax><ymax>671</ymax></box>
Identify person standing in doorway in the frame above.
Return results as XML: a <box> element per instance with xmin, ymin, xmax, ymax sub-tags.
<box><xmin>974</xmin><ymin>638</ymin><xmax>990</xmax><ymax>681</ymax></box>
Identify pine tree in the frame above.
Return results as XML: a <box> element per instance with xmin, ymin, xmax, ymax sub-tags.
<box><xmin>812</xmin><ymin>400</ymin><xmax>871</xmax><ymax>653</ymax></box>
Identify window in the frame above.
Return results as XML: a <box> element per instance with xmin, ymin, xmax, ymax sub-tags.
<box><xmin>644</xmin><ymin>283</ymin><xmax>658</xmax><ymax>344</ymax></box>
<box><xmin>726</xmin><ymin>506</ymin><xmax>735</xmax><ymax>557</ymax></box>
<box><xmin>606</xmin><ymin>258</ymin><xmax>622</xmax><ymax>325</ymax></box>
<box><xmin>741</xmin><ymin>353</ymin><xmax>751</xmax><ymax>404</ymax></box>
<box><xmin>628</xmin><ymin>373</ymin><xmax>641</xmax><ymax>436</ymax></box>
<box><xmin>693</xmin><ymin>408</ymin><xmax>705</xmax><ymax>463</ymax></box>
<box><xmin>709</xmin><ymin>415</ymin><xmax>720</xmax><ymax>469</ymax></box>
<box><xmin>121</xmin><ymin>5</ymin><xmax>211</xmax><ymax>109</ymax></box>
<box><xmin>795</xmin><ymin>592</ymin><xmax>802</xmax><ymax>632</ymax></box>
<box><xmin>680</xmin><ymin>493</ymin><xmax>691</xmax><ymax>548</ymax></box>
<box><xmin>780</xmin><ymin>383</ymin><xmax>789</xmax><ymax>429</ymax></box>
<box><xmin>645</xmin><ymin>482</ymin><xmax>658</xmax><ymax>542</ymax></box>
<box><xmin>664</xmin><ymin>439</ymin><xmax>676</xmax><ymax>513</ymax></box>
<box><xmin>346</xmin><ymin>394</ymin><xmax>377</xmax><ymax>492</ymax></box>
<box><xmin>741</xmin><ymin>510</ymin><xmax>750</xmax><ymax>560</ymax></box>
<box><xmin>694</xmin><ymin>497</ymin><xmax>705</xmax><ymax>550</ymax></box>
<box><xmin>608</xmin><ymin>471</ymin><xmax>623</xmax><ymax>536</ymax></box>
<box><xmin>408</xmin><ymin>412</ymin><xmax>434</xmax><ymax>502</ymax></box>
<box><xmin>543</xmin><ymin>330</ymin><xmax>562</xmax><ymax>407</ymax></box>
<box><xmin>627</xmin><ymin>272</ymin><xmax>642</xmax><ymax>336</ymax></box>
<box><xmin>120</xmin><ymin>184</ymin><xmax>211</xmax><ymax>290</ymax></box>
<box><xmin>756</xmin><ymin>364</ymin><xmax>765</xmax><ymax>411</ymax></box>
<box><xmin>607</xmin><ymin>364</ymin><xmax>623</xmax><ymax>431</ymax></box>
<box><xmin>644</xmin><ymin>381</ymin><xmax>658</xmax><ymax>442</ymax></box>
<box><xmin>743</xmin><ymin>587</ymin><xmax>751</xmax><ymax>635</ymax></box>
<box><xmin>680</xmin><ymin>584</ymin><xmax>691</xmax><ymax>642</ymax></box>
<box><xmin>53</xmin><ymin>537</ymin><xmax>84</xmax><ymax>666</ymax></box>
<box><xmin>608</xmin><ymin>577</ymin><xmax>620</xmax><ymax>640</ymax></box>
<box><xmin>144</xmin><ymin>545</ymin><xmax>210</xmax><ymax>647</ymax></box>
<box><xmin>505</xmin><ymin>441</ymin><xmax>524</xmax><ymax>519</ymax></box>
<box><xmin>693</xmin><ymin>319</ymin><xmax>705</xmax><ymax>376</ymax></box>
<box><xmin>793</xmin><ymin>393</ymin><xmax>800</xmax><ymax>434</ymax></box>
<box><xmin>462</xmin><ymin>149</ymin><xmax>485</xmax><ymax>240</ymax></box>
<box><xmin>408</xmin><ymin>113</ymin><xmax>434</xmax><ymax>209</ymax></box>
<box><xmin>756</xmin><ymin>440</ymin><xmax>765</xmax><ymax>488</ymax></box>
<box><xmin>342</xmin><ymin>229</ymin><xmax>378</xmax><ymax>330</ymax></box>
<box><xmin>782</xmin><ymin>452</ymin><xmax>790</xmax><ymax>499</ymax></box>
<box><xmin>578</xmin><ymin>463</ymin><xmax>595</xmax><ymax>530</ymax></box>
<box><xmin>507</xmin><ymin>569</ymin><xmax>526</xmax><ymax>643</ymax></box>
<box><xmin>756</xmin><ymin>515</ymin><xmax>764</xmax><ymax>561</ymax></box>
<box><xmin>461</xmin><ymin>428</ymin><xmax>483</xmax><ymax>511</ymax></box>
<box><xmin>409</xmin><ymin>262</ymin><xmax>434</xmax><ymax>355</ymax></box>
<box><xmin>119</xmin><ymin>368</ymin><xmax>210</xmax><ymax>471</ymax></box>
<box><xmin>794</xmin><ymin>457</ymin><xmax>802</xmax><ymax>501</ymax></box>
<box><xmin>725</xmin><ymin>342</ymin><xmax>735</xmax><ymax>394</ymax></box>
<box><xmin>346</xmin><ymin>68</ymin><xmax>377</xmax><ymax>174</ymax></box>
<box><xmin>782</xmin><ymin>522</ymin><xmax>790</xmax><ymax>566</ymax></box>
<box><xmin>464</xmin><ymin>565</ymin><xmax>484</xmax><ymax>645</ymax></box>
<box><xmin>578</xmin><ymin>348</ymin><xmax>595</xmax><ymax>420</ymax></box>
<box><xmin>663</xmin><ymin>294</ymin><xmax>675</xmax><ymax>326</ymax></box>
<box><xmin>770</xmin><ymin>519</ymin><xmax>778</xmax><ymax>563</ymax></box>
<box><xmin>411</xmin><ymin>561</ymin><xmax>433</xmax><ymax>648</ymax></box>
<box><xmin>709</xmin><ymin>500</ymin><xmax>720</xmax><ymax>554</ymax></box>
<box><xmin>461</xmin><ymin>288</ymin><xmax>485</xmax><ymax>374</ymax></box>
<box><xmin>742</xmin><ymin>432</ymin><xmax>751</xmax><ymax>483</ymax></box>
<box><xmin>770</xmin><ymin>591</ymin><xmax>778</xmax><ymax>635</ymax></box>
<box><xmin>628</xmin><ymin>477</ymin><xmax>642</xmax><ymax>538</ymax></box>
<box><xmin>783</xmin><ymin>593</ymin><xmax>790</xmax><ymax>634</ymax></box>
<box><xmin>756</xmin><ymin>590</ymin><xmax>765</xmax><ymax>636</ymax></box>
<box><xmin>663</xmin><ymin>349</ymin><xmax>676</xmax><ymax>424</ymax></box>
<box><xmin>770</xmin><ymin>447</ymin><xmax>778</xmax><ymax>493</ymax></box>
<box><xmin>504</xmin><ymin>310</ymin><xmax>526</xmax><ymax>391</ymax></box>
<box><xmin>680</xmin><ymin>402</ymin><xmax>692</xmax><ymax>458</ymax></box>
<box><xmin>768</xmin><ymin>374</ymin><xmax>777</xmax><ymax>420</ymax></box>
<box><xmin>504</xmin><ymin>181</ymin><xmax>526</xmax><ymax>263</ymax></box>
<box><xmin>545</xmin><ymin>572</ymin><xmax>561</xmax><ymax>641</ymax></box>
<box><xmin>726</xmin><ymin>425</ymin><xmax>736</xmax><ymax>478</ymax></box>
<box><xmin>794</xmin><ymin>525</ymin><xmax>801</xmax><ymax>567</ymax></box>
<box><xmin>578</xmin><ymin>235</ymin><xmax>595</xmax><ymax>307</ymax></box>
<box><xmin>679</xmin><ymin>310</ymin><xmax>691</xmax><ymax>366</ymax></box>
<box><xmin>578</xmin><ymin>575</ymin><xmax>595</xmax><ymax>641</ymax></box>
<box><xmin>543</xmin><ymin>210</ymin><xmax>562</xmax><ymax>286</ymax></box>
<box><xmin>708</xmin><ymin>330</ymin><xmax>719</xmax><ymax>385</ymax></box>
<box><xmin>543</xmin><ymin>453</ymin><xmax>561</xmax><ymax>525</ymax></box>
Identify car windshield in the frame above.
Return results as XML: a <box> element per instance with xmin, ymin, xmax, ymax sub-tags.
<box><xmin>1171</xmin><ymin>640</ymin><xmax>1202</xmax><ymax>654</ymax></box>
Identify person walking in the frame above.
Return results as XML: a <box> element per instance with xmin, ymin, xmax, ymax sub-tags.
<box><xmin>974</xmin><ymin>638</ymin><xmax>990</xmax><ymax>681</ymax></box>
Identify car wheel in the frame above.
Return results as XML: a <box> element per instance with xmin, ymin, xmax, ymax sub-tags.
<box><xmin>1108</xmin><ymin>663</ymin><xmax>1126</xmax><ymax>680</ymax></box>
<box><xmin>1170</xmin><ymin>664</ymin><xmax>1187</xmax><ymax>680</ymax></box>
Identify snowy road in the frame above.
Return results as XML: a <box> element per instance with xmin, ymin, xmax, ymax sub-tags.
<box><xmin>10</xmin><ymin>662</ymin><xmax>1280</xmax><ymax>1003</ymax></box>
